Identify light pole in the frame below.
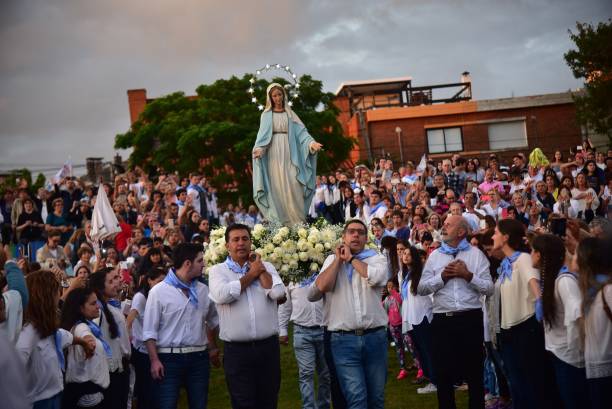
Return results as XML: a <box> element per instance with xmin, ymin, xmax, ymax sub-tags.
<box><xmin>395</xmin><ymin>126</ymin><xmax>404</xmax><ymax>164</ymax></box>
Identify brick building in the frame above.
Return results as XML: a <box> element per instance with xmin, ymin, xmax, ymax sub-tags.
<box><xmin>334</xmin><ymin>76</ymin><xmax>584</xmax><ymax>166</ymax></box>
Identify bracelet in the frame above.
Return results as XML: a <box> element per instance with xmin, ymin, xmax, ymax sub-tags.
<box><xmin>348</xmin><ymin>256</ymin><xmax>356</xmax><ymax>264</ymax></box>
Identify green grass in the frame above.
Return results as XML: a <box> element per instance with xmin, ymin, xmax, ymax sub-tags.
<box><xmin>180</xmin><ymin>324</ymin><xmax>468</xmax><ymax>408</ymax></box>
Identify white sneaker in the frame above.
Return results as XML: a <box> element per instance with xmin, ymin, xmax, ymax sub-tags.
<box><xmin>417</xmin><ymin>383</ymin><xmax>437</xmax><ymax>394</ymax></box>
<box><xmin>390</xmin><ymin>342</ymin><xmax>396</xmax><ymax>347</ymax></box>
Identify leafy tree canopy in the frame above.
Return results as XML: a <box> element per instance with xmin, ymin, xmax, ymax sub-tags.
<box><xmin>115</xmin><ymin>74</ymin><xmax>353</xmax><ymax>203</ymax></box>
<box><xmin>564</xmin><ymin>19</ymin><xmax>612</xmax><ymax>140</ymax></box>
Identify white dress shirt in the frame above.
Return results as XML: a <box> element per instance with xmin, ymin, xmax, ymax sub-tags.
<box><xmin>16</xmin><ymin>325</ymin><xmax>73</xmax><ymax>403</ymax></box>
<box><xmin>278</xmin><ymin>283</ymin><xmax>325</xmax><ymax>337</ymax></box>
<box><xmin>545</xmin><ymin>275</ymin><xmax>584</xmax><ymax>367</ymax></box>
<box><xmin>398</xmin><ymin>269</ymin><xmax>433</xmax><ymax>332</ymax></box>
<box><xmin>417</xmin><ymin>246</ymin><xmax>493</xmax><ymax>314</ymax></box>
<box><xmin>367</xmin><ymin>204</ymin><xmax>388</xmax><ymax>225</ymax></box>
<box><xmin>130</xmin><ymin>292</ymin><xmax>147</xmax><ymax>352</ymax></box>
<box><xmin>309</xmin><ymin>253</ymin><xmax>389</xmax><ymax>332</ymax></box>
<box><xmin>65</xmin><ymin>323</ymin><xmax>110</xmax><ymax>388</ymax></box>
<box><xmin>208</xmin><ymin>261</ymin><xmax>286</xmax><ymax>342</ymax></box>
<box><xmin>142</xmin><ymin>280</ymin><xmax>219</xmax><ymax>348</ymax></box>
<box><xmin>101</xmin><ymin>304</ymin><xmax>131</xmax><ymax>372</ymax></box>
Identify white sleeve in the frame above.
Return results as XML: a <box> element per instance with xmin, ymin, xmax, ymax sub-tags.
<box><xmin>557</xmin><ymin>276</ymin><xmax>582</xmax><ymax>325</ymax></box>
<box><xmin>142</xmin><ymin>289</ymin><xmax>161</xmax><ymax>342</ymax></box>
<box><xmin>277</xmin><ymin>287</ymin><xmax>293</xmax><ymax>337</ymax></box>
<box><xmin>130</xmin><ymin>292</ymin><xmax>147</xmax><ymax>316</ymax></box>
<box><xmin>208</xmin><ymin>265</ymin><xmax>242</xmax><ymax>305</ymax></box>
<box><xmin>365</xmin><ymin>254</ymin><xmax>389</xmax><ymax>287</ymax></box>
<box><xmin>264</xmin><ymin>263</ymin><xmax>286</xmax><ymax>301</ymax></box>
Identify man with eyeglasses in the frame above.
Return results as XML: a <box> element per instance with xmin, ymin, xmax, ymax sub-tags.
<box><xmin>309</xmin><ymin>219</ymin><xmax>389</xmax><ymax>409</ymax></box>
<box><xmin>35</xmin><ymin>231</ymin><xmax>68</xmax><ymax>270</ymax></box>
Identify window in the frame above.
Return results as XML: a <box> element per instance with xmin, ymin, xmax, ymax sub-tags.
<box><xmin>488</xmin><ymin>120</ymin><xmax>527</xmax><ymax>150</ymax></box>
<box><xmin>426</xmin><ymin>127</ymin><xmax>463</xmax><ymax>153</ymax></box>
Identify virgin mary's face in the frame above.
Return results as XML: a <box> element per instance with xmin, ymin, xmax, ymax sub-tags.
<box><xmin>270</xmin><ymin>88</ymin><xmax>284</xmax><ymax>108</ymax></box>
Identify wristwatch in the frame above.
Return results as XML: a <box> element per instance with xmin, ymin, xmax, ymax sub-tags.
<box><xmin>348</xmin><ymin>256</ymin><xmax>356</xmax><ymax>264</ymax></box>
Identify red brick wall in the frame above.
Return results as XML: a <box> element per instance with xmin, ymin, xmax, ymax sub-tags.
<box><xmin>358</xmin><ymin>103</ymin><xmax>581</xmax><ymax>164</ymax></box>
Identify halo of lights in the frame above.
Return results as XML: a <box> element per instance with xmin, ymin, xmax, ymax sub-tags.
<box><xmin>247</xmin><ymin>64</ymin><xmax>300</xmax><ymax>110</ymax></box>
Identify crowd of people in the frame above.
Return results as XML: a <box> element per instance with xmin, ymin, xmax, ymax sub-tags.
<box><xmin>0</xmin><ymin>143</ymin><xmax>611</xmax><ymax>409</ymax></box>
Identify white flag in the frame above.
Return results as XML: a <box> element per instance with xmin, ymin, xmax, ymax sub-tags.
<box><xmin>90</xmin><ymin>184</ymin><xmax>121</xmax><ymax>242</ymax></box>
<box><xmin>416</xmin><ymin>154</ymin><xmax>427</xmax><ymax>173</ymax></box>
<box><xmin>51</xmin><ymin>160</ymin><xmax>72</xmax><ymax>184</ymax></box>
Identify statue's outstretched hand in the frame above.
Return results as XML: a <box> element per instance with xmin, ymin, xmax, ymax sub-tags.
<box><xmin>310</xmin><ymin>142</ymin><xmax>323</xmax><ymax>152</ymax></box>
<box><xmin>252</xmin><ymin>148</ymin><xmax>263</xmax><ymax>159</ymax></box>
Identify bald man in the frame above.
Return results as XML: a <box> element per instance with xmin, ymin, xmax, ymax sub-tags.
<box><xmin>418</xmin><ymin>215</ymin><xmax>493</xmax><ymax>409</ymax></box>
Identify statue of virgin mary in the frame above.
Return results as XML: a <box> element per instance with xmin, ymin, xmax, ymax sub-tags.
<box><xmin>252</xmin><ymin>83</ymin><xmax>323</xmax><ymax>225</ymax></box>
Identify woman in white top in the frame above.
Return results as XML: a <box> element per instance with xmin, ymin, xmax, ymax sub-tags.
<box><xmin>576</xmin><ymin>237</ymin><xmax>612</xmax><ymax>408</ymax></box>
<box><xmin>126</xmin><ymin>267</ymin><xmax>166</xmax><ymax>409</ymax></box>
<box><xmin>426</xmin><ymin>213</ymin><xmax>442</xmax><ymax>243</ymax></box>
<box><xmin>532</xmin><ymin>234</ymin><xmax>588</xmax><ymax>409</ymax></box>
<box><xmin>492</xmin><ymin>219</ymin><xmax>560</xmax><ymax>409</ymax></box>
<box><xmin>571</xmin><ymin>173</ymin><xmax>600</xmax><ymax>218</ymax></box>
<box><xmin>399</xmin><ymin>243</ymin><xmax>436</xmax><ymax>393</ymax></box>
<box><xmin>552</xmin><ymin>187</ymin><xmax>579</xmax><ymax>218</ymax></box>
<box><xmin>61</xmin><ymin>287</ymin><xmax>110</xmax><ymax>409</ymax></box>
<box><xmin>481</xmin><ymin>189</ymin><xmax>503</xmax><ymax>221</ymax></box>
<box><xmin>16</xmin><ymin>270</ymin><xmax>94</xmax><ymax>409</ymax></box>
<box><xmin>89</xmin><ymin>267</ymin><xmax>131</xmax><ymax>409</ymax></box>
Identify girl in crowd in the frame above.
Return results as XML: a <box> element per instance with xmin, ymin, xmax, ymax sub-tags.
<box><xmin>127</xmin><ymin>267</ymin><xmax>166</xmax><ymax>409</ymax></box>
<box><xmin>382</xmin><ymin>278</ymin><xmax>408</xmax><ymax>380</ymax></box>
<box><xmin>89</xmin><ymin>268</ymin><xmax>131</xmax><ymax>409</ymax></box>
<box><xmin>571</xmin><ymin>173</ymin><xmax>599</xmax><ymax>219</ymax></box>
<box><xmin>492</xmin><ymin>219</ymin><xmax>559</xmax><ymax>409</ymax></box>
<box><xmin>553</xmin><ymin>187</ymin><xmax>578</xmax><ymax>218</ymax></box>
<box><xmin>426</xmin><ymin>213</ymin><xmax>442</xmax><ymax>243</ymax></box>
<box><xmin>61</xmin><ymin>287</ymin><xmax>111</xmax><ymax>409</ymax></box>
<box><xmin>16</xmin><ymin>270</ymin><xmax>94</xmax><ymax>409</ymax></box>
<box><xmin>482</xmin><ymin>189</ymin><xmax>503</xmax><ymax>220</ymax></box>
<box><xmin>582</xmin><ymin>160</ymin><xmax>605</xmax><ymax>196</ymax></box>
<box><xmin>400</xmin><ymin>244</ymin><xmax>436</xmax><ymax>394</ymax></box>
<box><xmin>532</xmin><ymin>234</ymin><xmax>588</xmax><ymax>409</ymax></box>
<box><xmin>576</xmin><ymin>237</ymin><xmax>612</xmax><ymax>408</ymax></box>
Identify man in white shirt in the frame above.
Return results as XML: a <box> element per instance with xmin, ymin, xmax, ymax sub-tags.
<box><xmin>462</xmin><ymin>192</ymin><xmax>485</xmax><ymax>233</ymax></box>
<box><xmin>310</xmin><ymin>220</ymin><xmax>389</xmax><ymax>409</ymax></box>
<box><xmin>417</xmin><ymin>215</ymin><xmax>493</xmax><ymax>409</ymax></box>
<box><xmin>367</xmin><ymin>190</ymin><xmax>387</xmax><ymax>225</ymax></box>
<box><xmin>278</xmin><ymin>279</ymin><xmax>330</xmax><ymax>409</ymax></box>
<box><xmin>208</xmin><ymin>224</ymin><xmax>286</xmax><ymax>409</ymax></box>
<box><xmin>144</xmin><ymin>243</ymin><xmax>220</xmax><ymax>409</ymax></box>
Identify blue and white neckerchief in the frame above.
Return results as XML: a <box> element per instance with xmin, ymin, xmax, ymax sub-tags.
<box><xmin>164</xmin><ymin>269</ymin><xmax>199</xmax><ymax>307</ymax></box>
<box><xmin>370</xmin><ymin>201</ymin><xmax>386</xmax><ymax>215</ymax></box>
<box><xmin>401</xmin><ymin>269</ymin><xmax>411</xmax><ymax>300</ymax></box>
<box><xmin>225</xmin><ymin>257</ymin><xmax>250</xmax><ymax>275</ymax></box>
<box><xmin>54</xmin><ymin>330</ymin><xmax>65</xmax><ymax>371</ymax></box>
<box><xmin>299</xmin><ymin>273</ymin><xmax>318</xmax><ymax>288</ymax></box>
<box><xmin>346</xmin><ymin>249</ymin><xmax>378</xmax><ymax>281</ymax></box>
<box><xmin>107</xmin><ymin>299</ymin><xmax>121</xmax><ymax>309</ymax></box>
<box><xmin>498</xmin><ymin>251</ymin><xmax>523</xmax><ymax>284</ymax></box>
<box><xmin>82</xmin><ymin>320</ymin><xmax>112</xmax><ymax>357</ymax></box>
<box><xmin>438</xmin><ymin>238</ymin><xmax>471</xmax><ymax>257</ymax></box>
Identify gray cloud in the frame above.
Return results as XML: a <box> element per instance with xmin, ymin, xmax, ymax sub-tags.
<box><xmin>1</xmin><ymin>0</ymin><xmax>610</xmax><ymax>176</ymax></box>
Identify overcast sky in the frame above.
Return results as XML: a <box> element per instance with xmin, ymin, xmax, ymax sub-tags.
<box><xmin>1</xmin><ymin>0</ymin><xmax>610</xmax><ymax>176</ymax></box>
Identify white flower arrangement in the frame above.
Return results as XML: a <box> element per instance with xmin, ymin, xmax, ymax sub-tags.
<box><xmin>203</xmin><ymin>220</ymin><xmax>378</xmax><ymax>283</ymax></box>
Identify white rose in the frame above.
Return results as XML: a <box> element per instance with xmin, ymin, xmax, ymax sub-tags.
<box><xmin>324</xmin><ymin>242</ymin><xmax>332</xmax><ymax>250</ymax></box>
<box><xmin>253</xmin><ymin>224</ymin><xmax>265</xmax><ymax>233</ymax></box>
<box><xmin>274</xmin><ymin>247</ymin><xmax>284</xmax><ymax>257</ymax></box>
<box><xmin>279</xmin><ymin>227</ymin><xmax>290</xmax><ymax>238</ymax></box>
<box><xmin>299</xmin><ymin>251</ymin><xmax>309</xmax><ymax>262</ymax></box>
<box><xmin>297</xmin><ymin>228</ymin><xmax>308</xmax><ymax>239</ymax></box>
<box><xmin>264</xmin><ymin>243</ymin><xmax>275</xmax><ymax>253</ymax></box>
<box><xmin>282</xmin><ymin>255</ymin><xmax>292</xmax><ymax>264</ymax></box>
<box><xmin>292</xmin><ymin>253</ymin><xmax>299</xmax><ymax>261</ymax></box>
<box><xmin>297</xmin><ymin>240</ymin><xmax>308</xmax><ymax>251</ymax></box>
<box><xmin>289</xmin><ymin>260</ymin><xmax>298</xmax><ymax>269</ymax></box>
<box><xmin>314</xmin><ymin>243</ymin><xmax>324</xmax><ymax>252</ymax></box>
<box><xmin>309</xmin><ymin>262</ymin><xmax>319</xmax><ymax>272</ymax></box>
<box><xmin>269</xmin><ymin>254</ymin><xmax>278</xmax><ymax>263</ymax></box>
<box><xmin>272</xmin><ymin>234</ymin><xmax>282</xmax><ymax>245</ymax></box>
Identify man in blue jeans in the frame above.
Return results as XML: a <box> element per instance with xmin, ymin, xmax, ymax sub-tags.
<box><xmin>278</xmin><ymin>279</ymin><xmax>330</xmax><ymax>408</ymax></box>
<box><xmin>310</xmin><ymin>219</ymin><xmax>389</xmax><ymax>409</ymax></box>
<box><xmin>143</xmin><ymin>243</ymin><xmax>220</xmax><ymax>409</ymax></box>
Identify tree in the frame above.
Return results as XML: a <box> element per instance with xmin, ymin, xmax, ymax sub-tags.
<box><xmin>115</xmin><ymin>74</ymin><xmax>353</xmax><ymax>203</ymax></box>
<box><xmin>564</xmin><ymin>19</ymin><xmax>612</xmax><ymax>141</ymax></box>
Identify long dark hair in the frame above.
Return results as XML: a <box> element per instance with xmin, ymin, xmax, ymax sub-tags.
<box><xmin>89</xmin><ymin>268</ymin><xmax>119</xmax><ymax>339</ymax></box>
<box><xmin>137</xmin><ymin>267</ymin><xmax>167</xmax><ymax>298</ymax></box>
<box><xmin>399</xmin><ymin>245</ymin><xmax>423</xmax><ymax>295</ymax></box>
<box><xmin>497</xmin><ymin>219</ymin><xmax>530</xmax><ymax>253</ymax></box>
<box><xmin>381</xmin><ymin>236</ymin><xmax>399</xmax><ymax>277</ymax></box>
<box><xmin>577</xmin><ymin>237</ymin><xmax>611</xmax><ymax>313</ymax></box>
<box><xmin>61</xmin><ymin>287</ymin><xmax>96</xmax><ymax>331</ymax></box>
<box><xmin>531</xmin><ymin>234</ymin><xmax>565</xmax><ymax>328</ymax></box>
<box><xmin>25</xmin><ymin>270</ymin><xmax>60</xmax><ymax>338</ymax></box>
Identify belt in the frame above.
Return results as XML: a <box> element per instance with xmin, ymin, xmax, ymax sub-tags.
<box><xmin>224</xmin><ymin>335</ymin><xmax>277</xmax><ymax>347</ymax></box>
<box><xmin>434</xmin><ymin>308</ymin><xmax>481</xmax><ymax>318</ymax></box>
<box><xmin>157</xmin><ymin>345</ymin><xmax>207</xmax><ymax>354</ymax></box>
<box><xmin>330</xmin><ymin>326</ymin><xmax>385</xmax><ymax>336</ymax></box>
<box><xmin>295</xmin><ymin>324</ymin><xmax>322</xmax><ymax>330</ymax></box>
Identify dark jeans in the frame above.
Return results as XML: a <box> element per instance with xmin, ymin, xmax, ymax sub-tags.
<box><xmin>223</xmin><ymin>335</ymin><xmax>280</xmax><ymax>409</ymax></box>
<box><xmin>104</xmin><ymin>367</ymin><xmax>130</xmax><ymax>409</ymax></box>
<box><xmin>323</xmin><ymin>328</ymin><xmax>347</xmax><ymax>409</ymax></box>
<box><xmin>550</xmin><ymin>353</ymin><xmax>589</xmax><ymax>409</ymax></box>
<box><xmin>155</xmin><ymin>350</ymin><xmax>210</xmax><ymax>409</ymax></box>
<box><xmin>33</xmin><ymin>393</ymin><xmax>62</xmax><ymax>409</ymax></box>
<box><xmin>587</xmin><ymin>376</ymin><xmax>612</xmax><ymax>409</ymax></box>
<box><xmin>411</xmin><ymin>317</ymin><xmax>436</xmax><ymax>384</ymax></box>
<box><xmin>132</xmin><ymin>348</ymin><xmax>154</xmax><ymax>409</ymax></box>
<box><xmin>431</xmin><ymin>309</ymin><xmax>484</xmax><ymax>409</ymax></box>
<box><xmin>499</xmin><ymin>316</ymin><xmax>560</xmax><ymax>409</ymax></box>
